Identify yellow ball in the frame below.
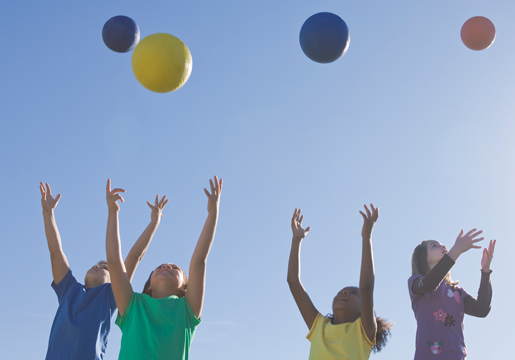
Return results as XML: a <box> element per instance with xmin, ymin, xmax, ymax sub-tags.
<box><xmin>132</xmin><ymin>33</ymin><xmax>192</xmax><ymax>93</ymax></box>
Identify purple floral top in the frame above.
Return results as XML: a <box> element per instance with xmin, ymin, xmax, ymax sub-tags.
<box><xmin>408</xmin><ymin>274</ymin><xmax>470</xmax><ymax>359</ymax></box>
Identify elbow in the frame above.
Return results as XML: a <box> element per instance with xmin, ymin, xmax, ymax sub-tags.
<box><xmin>287</xmin><ymin>277</ymin><xmax>300</xmax><ymax>288</ymax></box>
<box><xmin>477</xmin><ymin>306</ymin><xmax>491</xmax><ymax>318</ymax></box>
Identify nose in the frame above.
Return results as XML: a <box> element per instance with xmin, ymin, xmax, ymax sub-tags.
<box><xmin>161</xmin><ymin>264</ymin><xmax>172</xmax><ymax>270</ymax></box>
<box><xmin>93</xmin><ymin>265</ymin><xmax>99</xmax><ymax>269</ymax></box>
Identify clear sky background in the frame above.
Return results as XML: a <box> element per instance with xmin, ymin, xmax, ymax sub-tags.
<box><xmin>1</xmin><ymin>1</ymin><xmax>513</xmax><ymax>359</ymax></box>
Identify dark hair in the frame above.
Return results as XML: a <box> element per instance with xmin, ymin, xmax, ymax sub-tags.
<box><xmin>326</xmin><ymin>313</ymin><xmax>394</xmax><ymax>353</ymax></box>
<box><xmin>373</xmin><ymin>317</ymin><xmax>394</xmax><ymax>352</ymax></box>
<box><xmin>142</xmin><ymin>266</ymin><xmax>188</xmax><ymax>297</ymax></box>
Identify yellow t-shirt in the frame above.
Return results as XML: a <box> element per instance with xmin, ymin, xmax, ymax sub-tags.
<box><xmin>306</xmin><ymin>313</ymin><xmax>375</xmax><ymax>360</ymax></box>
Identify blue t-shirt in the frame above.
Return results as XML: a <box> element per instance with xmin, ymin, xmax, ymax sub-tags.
<box><xmin>45</xmin><ymin>269</ymin><xmax>117</xmax><ymax>360</ymax></box>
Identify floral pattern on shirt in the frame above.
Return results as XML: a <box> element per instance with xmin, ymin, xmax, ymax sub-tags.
<box><xmin>433</xmin><ymin>309</ymin><xmax>447</xmax><ymax>322</ymax></box>
<box><xmin>428</xmin><ymin>341</ymin><xmax>443</xmax><ymax>355</ymax></box>
<box><xmin>444</xmin><ymin>314</ymin><xmax>455</xmax><ymax>328</ymax></box>
<box><xmin>447</xmin><ymin>286</ymin><xmax>463</xmax><ymax>304</ymax></box>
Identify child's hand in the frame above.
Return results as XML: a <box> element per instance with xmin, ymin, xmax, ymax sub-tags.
<box><xmin>359</xmin><ymin>204</ymin><xmax>378</xmax><ymax>239</ymax></box>
<box><xmin>40</xmin><ymin>182</ymin><xmax>61</xmax><ymax>213</ymax></box>
<box><xmin>481</xmin><ymin>239</ymin><xmax>496</xmax><ymax>272</ymax></box>
<box><xmin>106</xmin><ymin>179</ymin><xmax>126</xmax><ymax>212</ymax></box>
<box><xmin>291</xmin><ymin>208</ymin><xmax>310</xmax><ymax>240</ymax></box>
<box><xmin>448</xmin><ymin>229</ymin><xmax>484</xmax><ymax>260</ymax></box>
<box><xmin>204</xmin><ymin>176</ymin><xmax>222</xmax><ymax>214</ymax></box>
<box><xmin>147</xmin><ymin>195</ymin><xmax>169</xmax><ymax>223</ymax></box>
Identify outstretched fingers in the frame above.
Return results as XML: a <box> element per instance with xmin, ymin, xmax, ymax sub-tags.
<box><xmin>205</xmin><ymin>176</ymin><xmax>223</xmax><ymax>197</ymax></box>
<box><xmin>488</xmin><ymin>239</ymin><xmax>496</xmax><ymax>257</ymax></box>
<box><xmin>360</xmin><ymin>204</ymin><xmax>379</xmax><ymax>220</ymax></box>
<box><xmin>370</xmin><ymin>203</ymin><xmax>379</xmax><ymax>219</ymax></box>
<box><xmin>39</xmin><ymin>182</ymin><xmax>46</xmax><ymax>198</ymax></box>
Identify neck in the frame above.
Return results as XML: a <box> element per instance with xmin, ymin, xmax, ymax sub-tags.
<box><xmin>332</xmin><ymin>311</ymin><xmax>359</xmax><ymax>325</ymax></box>
<box><xmin>151</xmin><ymin>287</ymin><xmax>184</xmax><ymax>299</ymax></box>
<box><xmin>84</xmin><ymin>279</ymin><xmax>106</xmax><ymax>289</ymax></box>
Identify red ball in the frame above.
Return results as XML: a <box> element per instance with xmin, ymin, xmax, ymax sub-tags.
<box><xmin>461</xmin><ymin>16</ymin><xmax>496</xmax><ymax>51</ymax></box>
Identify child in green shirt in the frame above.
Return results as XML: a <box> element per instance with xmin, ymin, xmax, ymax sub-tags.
<box><xmin>106</xmin><ymin>177</ymin><xmax>222</xmax><ymax>360</ymax></box>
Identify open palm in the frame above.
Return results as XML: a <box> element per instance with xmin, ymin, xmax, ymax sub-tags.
<box><xmin>40</xmin><ymin>182</ymin><xmax>61</xmax><ymax>211</ymax></box>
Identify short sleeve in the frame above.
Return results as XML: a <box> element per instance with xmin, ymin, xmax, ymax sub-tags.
<box><xmin>115</xmin><ymin>291</ymin><xmax>137</xmax><ymax>330</ymax></box>
<box><xmin>306</xmin><ymin>313</ymin><xmax>322</xmax><ymax>340</ymax></box>
<box><xmin>51</xmin><ymin>269</ymin><xmax>78</xmax><ymax>301</ymax></box>
<box><xmin>107</xmin><ymin>284</ymin><xmax>117</xmax><ymax>312</ymax></box>
<box><xmin>359</xmin><ymin>317</ymin><xmax>376</xmax><ymax>347</ymax></box>
<box><xmin>408</xmin><ymin>274</ymin><xmax>423</xmax><ymax>299</ymax></box>
<box><xmin>184</xmin><ymin>296</ymin><xmax>201</xmax><ymax>327</ymax></box>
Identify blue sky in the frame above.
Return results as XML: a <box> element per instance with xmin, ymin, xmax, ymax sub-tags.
<box><xmin>1</xmin><ymin>1</ymin><xmax>513</xmax><ymax>359</ymax></box>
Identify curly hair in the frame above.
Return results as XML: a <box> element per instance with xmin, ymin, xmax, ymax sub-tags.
<box><xmin>373</xmin><ymin>316</ymin><xmax>394</xmax><ymax>352</ymax></box>
<box><xmin>326</xmin><ymin>313</ymin><xmax>394</xmax><ymax>352</ymax></box>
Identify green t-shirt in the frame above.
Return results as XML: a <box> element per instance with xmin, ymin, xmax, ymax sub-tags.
<box><xmin>115</xmin><ymin>292</ymin><xmax>201</xmax><ymax>360</ymax></box>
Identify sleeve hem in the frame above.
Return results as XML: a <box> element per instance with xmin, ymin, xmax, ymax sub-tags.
<box><xmin>184</xmin><ymin>296</ymin><xmax>201</xmax><ymax>326</ymax></box>
<box><xmin>360</xmin><ymin>318</ymin><xmax>376</xmax><ymax>347</ymax></box>
<box><xmin>306</xmin><ymin>313</ymin><xmax>321</xmax><ymax>340</ymax></box>
<box><xmin>115</xmin><ymin>291</ymin><xmax>136</xmax><ymax>328</ymax></box>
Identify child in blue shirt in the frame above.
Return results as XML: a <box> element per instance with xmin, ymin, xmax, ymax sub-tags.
<box><xmin>40</xmin><ymin>182</ymin><xmax>168</xmax><ymax>360</ymax></box>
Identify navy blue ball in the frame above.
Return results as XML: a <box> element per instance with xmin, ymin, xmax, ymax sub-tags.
<box><xmin>299</xmin><ymin>12</ymin><xmax>350</xmax><ymax>63</ymax></box>
<box><xmin>102</xmin><ymin>15</ymin><xmax>140</xmax><ymax>53</ymax></box>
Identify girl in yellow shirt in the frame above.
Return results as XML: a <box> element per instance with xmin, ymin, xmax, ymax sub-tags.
<box><xmin>287</xmin><ymin>204</ymin><xmax>393</xmax><ymax>359</ymax></box>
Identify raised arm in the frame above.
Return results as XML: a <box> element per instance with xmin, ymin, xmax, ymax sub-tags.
<box><xmin>124</xmin><ymin>195</ymin><xmax>169</xmax><ymax>282</ymax></box>
<box><xmin>40</xmin><ymin>182</ymin><xmax>69</xmax><ymax>285</ymax></box>
<box><xmin>105</xmin><ymin>179</ymin><xmax>133</xmax><ymax>316</ymax></box>
<box><xmin>465</xmin><ymin>239</ymin><xmax>495</xmax><ymax>317</ymax></box>
<box><xmin>287</xmin><ymin>208</ymin><xmax>318</xmax><ymax>330</ymax></box>
<box><xmin>411</xmin><ymin>229</ymin><xmax>484</xmax><ymax>295</ymax></box>
<box><xmin>185</xmin><ymin>176</ymin><xmax>222</xmax><ymax>319</ymax></box>
<box><xmin>359</xmin><ymin>204</ymin><xmax>378</xmax><ymax>343</ymax></box>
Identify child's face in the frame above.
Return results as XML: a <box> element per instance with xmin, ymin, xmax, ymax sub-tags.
<box><xmin>149</xmin><ymin>263</ymin><xmax>185</xmax><ymax>292</ymax></box>
<box><xmin>84</xmin><ymin>263</ymin><xmax>110</xmax><ymax>287</ymax></box>
<box><xmin>332</xmin><ymin>287</ymin><xmax>360</xmax><ymax>315</ymax></box>
<box><xmin>426</xmin><ymin>240</ymin><xmax>448</xmax><ymax>268</ymax></box>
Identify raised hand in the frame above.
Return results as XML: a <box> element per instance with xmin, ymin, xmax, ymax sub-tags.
<box><xmin>359</xmin><ymin>204</ymin><xmax>379</xmax><ymax>239</ymax></box>
<box><xmin>448</xmin><ymin>228</ymin><xmax>484</xmax><ymax>261</ymax></box>
<box><xmin>147</xmin><ymin>195</ymin><xmax>169</xmax><ymax>223</ymax></box>
<box><xmin>481</xmin><ymin>239</ymin><xmax>496</xmax><ymax>272</ymax></box>
<box><xmin>40</xmin><ymin>182</ymin><xmax>61</xmax><ymax>212</ymax></box>
<box><xmin>204</xmin><ymin>176</ymin><xmax>222</xmax><ymax>213</ymax></box>
<box><xmin>106</xmin><ymin>179</ymin><xmax>126</xmax><ymax>212</ymax></box>
<box><xmin>291</xmin><ymin>208</ymin><xmax>311</xmax><ymax>240</ymax></box>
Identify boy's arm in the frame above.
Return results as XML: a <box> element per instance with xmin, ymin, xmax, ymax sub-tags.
<box><xmin>124</xmin><ymin>195</ymin><xmax>169</xmax><ymax>282</ymax></box>
<box><xmin>105</xmin><ymin>179</ymin><xmax>133</xmax><ymax>316</ymax></box>
<box><xmin>359</xmin><ymin>204</ymin><xmax>378</xmax><ymax>343</ymax></box>
<box><xmin>185</xmin><ymin>176</ymin><xmax>222</xmax><ymax>319</ymax></box>
<box><xmin>40</xmin><ymin>183</ymin><xmax>69</xmax><ymax>285</ymax></box>
<box><xmin>287</xmin><ymin>209</ymin><xmax>318</xmax><ymax>330</ymax></box>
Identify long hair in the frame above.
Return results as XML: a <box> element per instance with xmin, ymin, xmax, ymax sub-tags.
<box><xmin>411</xmin><ymin>240</ymin><xmax>457</xmax><ymax>286</ymax></box>
<box><xmin>142</xmin><ymin>266</ymin><xmax>188</xmax><ymax>297</ymax></box>
<box><xmin>326</xmin><ymin>313</ymin><xmax>393</xmax><ymax>353</ymax></box>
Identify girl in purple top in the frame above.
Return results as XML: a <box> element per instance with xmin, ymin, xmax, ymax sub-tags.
<box><xmin>408</xmin><ymin>229</ymin><xmax>496</xmax><ymax>359</ymax></box>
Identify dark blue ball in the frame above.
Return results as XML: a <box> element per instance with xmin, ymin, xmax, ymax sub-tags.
<box><xmin>299</xmin><ymin>12</ymin><xmax>350</xmax><ymax>63</ymax></box>
<box><xmin>102</xmin><ymin>15</ymin><xmax>140</xmax><ymax>53</ymax></box>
